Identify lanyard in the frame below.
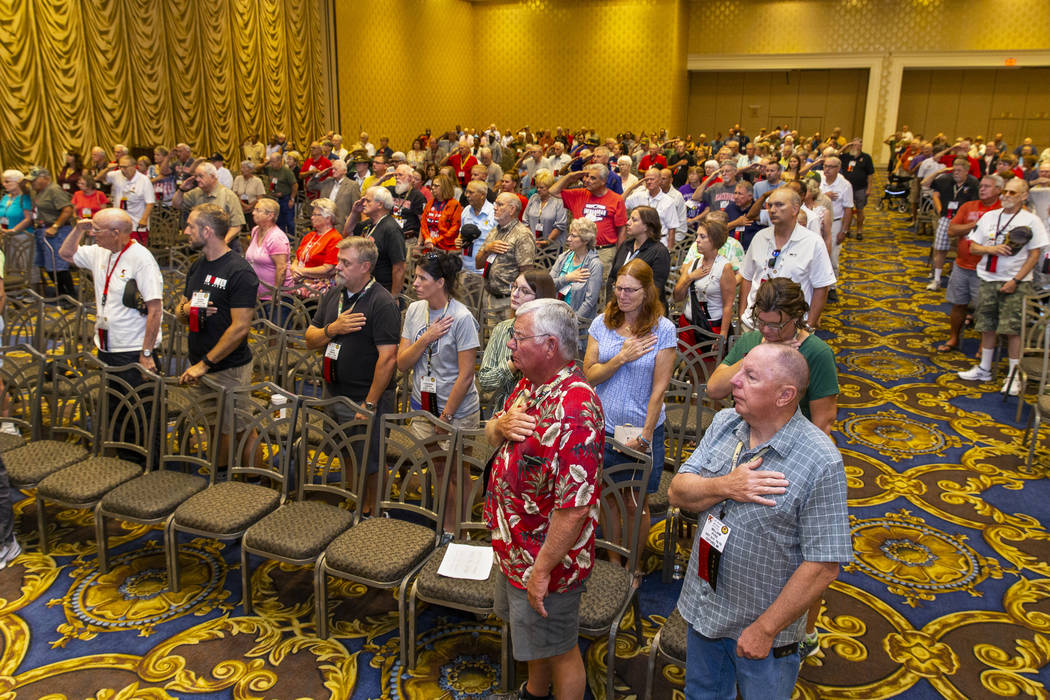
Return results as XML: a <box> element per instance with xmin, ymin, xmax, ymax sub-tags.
<box><xmin>992</xmin><ymin>209</ymin><xmax>1021</xmax><ymax>244</ymax></box>
<box><xmin>337</xmin><ymin>278</ymin><xmax>375</xmax><ymax>316</ymax></box>
<box><xmin>101</xmin><ymin>241</ymin><xmax>133</xmax><ymax>307</ymax></box>
<box><xmin>425</xmin><ymin>300</ymin><xmax>451</xmax><ymax>374</ymax></box>
<box><xmin>300</xmin><ymin>229</ymin><xmax>331</xmax><ymax>264</ymax></box>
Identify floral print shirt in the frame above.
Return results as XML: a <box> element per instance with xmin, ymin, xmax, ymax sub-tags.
<box><xmin>484</xmin><ymin>363</ymin><xmax>604</xmax><ymax>592</ymax></box>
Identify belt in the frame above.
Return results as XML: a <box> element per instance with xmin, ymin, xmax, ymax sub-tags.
<box><xmin>833</xmin><ymin>217</ymin><xmax>842</xmax><ymax>221</ymax></box>
<box><xmin>597</xmin><ymin>243</ymin><xmax>617</xmax><ymax>250</ymax></box>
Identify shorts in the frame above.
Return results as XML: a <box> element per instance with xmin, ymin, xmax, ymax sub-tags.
<box><xmin>852</xmin><ymin>188</ymin><xmax>868</xmax><ymax>209</ymax></box>
<box><xmin>408</xmin><ymin>407</ymin><xmax>479</xmax><ymax>451</ymax></box>
<box><xmin>933</xmin><ymin>217</ymin><xmax>952</xmax><ymax>251</ymax></box>
<box><xmin>493</xmin><ymin>568</ymin><xmax>583</xmax><ymax>661</ymax></box>
<box><xmin>974</xmin><ymin>280</ymin><xmax>1031</xmax><ymax>336</ymax></box>
<box><xmin>945</xmin><ymin>264</ymin><xmax>980</xmax><ymax>306</ymax></box>
<box><xmin>196</xmin><ymin>360</ymin><xmax>253</xmax><ymax>428</ymax></box>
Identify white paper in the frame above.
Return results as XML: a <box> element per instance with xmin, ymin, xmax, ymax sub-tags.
<box><xmin>437</xmin><ymin>543</ymin><xmax>494</xmax><ymax>580</ymax></box>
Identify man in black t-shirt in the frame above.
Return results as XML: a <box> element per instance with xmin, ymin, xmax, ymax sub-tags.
<box><xmin>305</xmin><ymin>236</ymin><xmax>400</xmax><ymax>507</ymax></box>
<box><xmin>176</xmin><ymin>204</ymin><xmax>258</xmax><ymax>387</ymax></box>
<box><xmin>838</xmin><ymin>139</ymin><xmax>876</xmax><ymax>240</ymax></box>
<box><xmin>925</xmin><ymin>158</ymin><xmax>979</xmax><ymax>289</ymax></box>
<box><xmin>387</xmin><ymin>164</ymin><xmax>427</xmax><ymax>241</ymax></box>
<box><xmin>346</xmin><ymin>187</ymin><xmax>406</xmax><ymax>298</ymax></box>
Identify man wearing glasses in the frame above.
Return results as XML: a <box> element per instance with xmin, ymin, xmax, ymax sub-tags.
<box><xmin>738</xmin><ymin>189</ymin><xmax>835</xmax><ymax>330</ymax></box>
<box><xmin>958</xmin><ymin>180</ymin><xmax>1049</xmax><ymax>394</ymax></box>
<box><xmin>60</xmin><ymin>208</ymin><xmax>163</xmax><ymax>375</ymax></box>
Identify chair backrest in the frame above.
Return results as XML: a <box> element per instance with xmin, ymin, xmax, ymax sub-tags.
<box><xmin>221</xmin><ymin>382</ymin><xmax>300</xmax><ymax>498</ymax></box>
<box><xmin>272</xmin><ymin>291</ymin><xmax>316</xmax><ymax>336</ymax></box>
<box><xmin>247</xmin><ymin>318</ymin><xmax>287</xmax><ymax>385</ymax></box>
<box><xmin>458</xmin><ymin>271</ymin><xmax>485</xmax><ymax>322</ymax></box>
<box><xmin>38</xmin><ymin>353</ymin><xmax>100</xmax><ymax>448</ymax></box>
<box><xmin>1020</xmin><ymin>290</ymin><xmax>1050</xmax><ymax>354</ymax></box>
<box><xmin>375</xmin><ymin>411</ymin><xmax>454</xmax><ymax>535</ymax></box>
<box><xmin>159</xmin><ymin>309</ymin><xmax>192</xmax><ymax>376</ymax></box>
<box><xmin>674</xmin><ymin>325</ymin><xmax>725</xmax><ymax>390</ymax></box>
<box><xmin>3</xmin><ymin>233</ymin><xmax>34</xmax><ymax>292</ymax></box>
<box><xmin>1037</xmin><ymin>322</ymin><xmax>1050</xmax><ymax>398</ymax></box>
<box><xmin>96</xmin><ymin>362</ymin><xmax>164</xmax><ymax>469</ymax></box>
<box><xmin>0</xmin><ymin>344</ymin><xmax>45</xmax><ymax>440</ymax></box>
<box><xmin>158</xmin><ymin>376</ymin><xmax>224</xmax><ymax>480</ymax></box>
<box><xmin>452</xmin><ymin>427</ymin><xmax>496</xmax><ymax>539</ymax></box>
<box><xmin>0</xmin><ymin>293</ymin><xmax>43</xmax><ymax>353</ymax></box>
<box><xmin>663</xmin><ymin>378</ymin><xmax>694</xmax><ymax>471</ymax></box>
<box><xmin>297</xmin><ymin>397</ymin><xmax>372</xmax><ymax>521</ymax></box>
<box><xmin>38</xmin><ymin>296</ymin><xmax>83</xmax><ymax>356</ymax></box>
<box><xmin>597</xmin><ymin>441</ymin><xmax>653</xmax><ymax>572</ymax></box>
<box><xmin>282</xmin><ymin>338</ymin><xmax>324</xmax><ymax>398</ymax></box>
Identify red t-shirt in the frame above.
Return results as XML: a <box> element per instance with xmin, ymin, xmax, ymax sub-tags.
<box><xmin>951</xmin><ymin>199</ymin><xmax>1001</xmax><ymax>270</ymax></box>
<box><xmin>483</xmin><ymin>364</ymin><xmax>604</xmax><ymax>593</ymax></box>
<box><xmin>72</xmin><ymin>190</ymin><xmax>109</xmax><ymax>219</ymax></box>
<box><xmin>295</xmin><ymin>228</ymin><xmax>341</xmax><ymax>267</ymax></box>
<box><xmin>639</xmin><ymin>154</ymin><xmax>667</xmax><ymax>172</ymax></box>
<box><xmin>559</xmin><ymin>188</ymin><xmax>627</xmax><ymax>247</ymax></box>
<box><xmin>448</xmin><ymin>153</ymin><xmax>478</xmax><ymax>188</ymax></box>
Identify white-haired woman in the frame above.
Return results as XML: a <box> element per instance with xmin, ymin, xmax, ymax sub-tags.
<box><xmin>290</xmin><ymin>197</ymin><xmax>340</xmax><ymax>296</ymax></box>
<box><xmin>550</xmin><ymin>218</ymin><xmax>603</xmax><ymax>327</ymax></box>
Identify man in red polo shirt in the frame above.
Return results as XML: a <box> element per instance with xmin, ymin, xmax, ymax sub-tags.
<box><xmin>442</xmin><ymin>138</ymin><xmax>478</xmax><ymax>189</ymax></box>
<box><xmin>550</xmin><ymin>163</ymin><xmax>627</xmax><ymax>285</ymax></box>
<box><xmin>936</xmin><ymin>174</ymin><xmax>1003</xmax><ymax>353</ymax></box>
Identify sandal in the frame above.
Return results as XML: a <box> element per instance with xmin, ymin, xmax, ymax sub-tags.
<box><xmin>935</xmin><ymin>342</ymin><xmax>959</xmax><ymax>353</ymax></box>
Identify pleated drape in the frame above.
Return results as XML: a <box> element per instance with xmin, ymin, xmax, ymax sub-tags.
<box><xmin>0</xmin><ymin>0</ymin><xmax>328</xmax><ymax>173</ymax></box>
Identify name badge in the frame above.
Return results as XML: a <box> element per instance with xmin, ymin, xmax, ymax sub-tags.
<box><xmin>191</xmin><ymin>291</ymin><xmax>211</xmax><ymax>308</ymax></box>
<box><xmin>700</xmin><ymin>513</ymin><xmax>731</xmax><ymax>552</ymax></box>
<box><xmin>0</xmin><ymin>217</ymin><xmax>7</xmax><ymax>228</ymax></box>
<box><xmin>81</xmin><ymin>208</ymin><xmax>91</xmax><ymax>217</ymax></box>
<box><xmin>613</xmin><ymin>424</ymin><xmax>642</xmax><ymax>447</ymax></box>
<box><xmin>324</xmin><ymin>342</ymin><xmax>341</xmax><ymax>359</ymax></box>
<box><xmin>420</xmin><ymin>376</ymin><xmax>438</xmax><ymax>394</ymax></box>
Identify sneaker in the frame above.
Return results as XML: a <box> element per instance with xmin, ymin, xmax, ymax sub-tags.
<box><xmin>799</xmin><ymin>632</ymin><xmax>821</xmax><ymax>659</ymax></box>
<box><xmin>827</xmin><ymin>289</ymin><xmax>839</xmax><ymax>303</ymax></box>
<box><xmin>925</xmin><ymin>280</ymin><xmax>940</xmax><ymax>291</ymax></box>
<box><xmin>856</xmin><ymin>232</ymin><xmax>863</xmax><ymax>241</ymax></box>
<box><xmin>1002</xmin><ymin>374</ymin><xmax>1022</xmax><ymax>396</ymax></box>
<box><xmin>0</xmin><ymin>538</ymin><xmax>21</xmax><ymax>570</ymax></box>
<box><xmin>518</xmin><ymin>682</ymin><xmax>553</xmax><ymax>700</ymax></box>
<box><xmin>0</xmin><ymin>422</ymin><xmax>17</xmax><ymax>435</ymax></box>
<box><xmin>958</xmin><ymin>365</ymin><xmax>992</xmax><ymax>382</ymax></box>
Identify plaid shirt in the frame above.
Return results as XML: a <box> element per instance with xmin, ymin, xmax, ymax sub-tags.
<box><xmin>484</xmin><ymin>364</ymin><xmax>604</xmax><ymax>592</ymax></box>
<box><xmin>483</xmin><ymin>220</ymin><xmax>536</xmax><ymax>295</ymax></box>
<box><xmin>676</xmin><ymin>408</ymin><xmax>852</xmax><ymax>646</ymax></box>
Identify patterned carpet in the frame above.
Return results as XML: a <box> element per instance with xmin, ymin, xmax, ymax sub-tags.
<box><xmin>1</xmin><ymin>195</ymin><xmax>1049</xmax><ymax>699</ymax></box>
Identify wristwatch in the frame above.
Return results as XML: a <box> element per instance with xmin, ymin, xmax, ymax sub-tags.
<box><xmin>363</xmin><ymin>401</ymin><xmax>377</xmax><ymax>411</ymax></box>
<box><xmin>141</xmin><ymin>348</ymin><xmax>152</xmax><ymax>358</ymax></box>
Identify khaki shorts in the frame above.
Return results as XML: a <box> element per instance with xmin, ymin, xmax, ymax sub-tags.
<box><xmin>196</xmin><ymin>361</ymin><xmax>252</xmax><ymax>429</ymax></box>
<box><xmin>974</xmin><ymin>280</ymin><xmax>1031</xmax><ymax>336</ymax></box>
<box><xmin>409</xmin><ymin>411</ymin><xmax>480</xmax><ymax>451</ymax></box>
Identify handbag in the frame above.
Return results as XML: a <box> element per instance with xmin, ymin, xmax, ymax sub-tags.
<box><xmin>687</xmin><ymin>259</ymin><xmax>715</xmax><ymax>335</ymax></box>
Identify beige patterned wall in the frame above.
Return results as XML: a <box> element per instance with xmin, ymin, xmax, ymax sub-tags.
<box><xmin>687</xmin><ymin>0</ymin><xmax>1050</xmax><ymax>55</ymax></box>
<box><xmin>334</xmin><ymin>0</ymin><xmax>475</xmax><ymax>150</ymax></box>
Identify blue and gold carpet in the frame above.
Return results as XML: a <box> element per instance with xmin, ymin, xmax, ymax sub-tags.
<box><xmin>1</xmin><ymin>197</ymin><xmax>1048</xmax><ymax>699</ymax></box>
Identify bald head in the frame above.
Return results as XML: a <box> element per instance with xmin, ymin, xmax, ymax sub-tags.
<box><xmin>96</xmin><ymin>207</ymin><xmax>134</xmax><ymax>235</ymax></box>
<box><xmin>752</xmin><ymin>343</ymin><xmax>809</xmax><ymax>408</ymax></box>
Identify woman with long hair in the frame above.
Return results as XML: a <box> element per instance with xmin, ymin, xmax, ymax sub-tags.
<box><xmin>585</xmin><ymin>258</ymin><xmax>675</xmax><ymax>550</ymax></box>
<box><xmin>607</xmin><ymin>205</ymin><xmax>670</xmax><ymax>310</ymax></box>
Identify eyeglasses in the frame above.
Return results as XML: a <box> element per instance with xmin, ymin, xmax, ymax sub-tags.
<box><xmin>509</xmin><ymin>284</ymin><xmax>535</xmax><ymax>297</ymax></box>
<box><xmin>614</xmin><ymin>285</ymin><xmax>644</xmax><ymax>295</ymax></box>
<box><xmin>1002</xmin><ymin>189</ymin><xmax>1025</xmax><ymax>196</ymax></box>
<box><xmin>767</xmin><ymin>249</ymin><xmax>781</xmax><ymax>269</ymax></box>
<box><xmin>508</xmin><ymin>331</ymin><xmax>551</xmax><ymax>344</ymax></box>
<box><xmin>753</xmin><ymin>315</ymin><xmax>794</xmax><ymax>332</ymax></box>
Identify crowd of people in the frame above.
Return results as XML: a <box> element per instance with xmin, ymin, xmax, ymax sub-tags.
<box><xmin>1</xmin><ymin>120</ymin><xmax>1048</xmax><ymax>699</ymax></box>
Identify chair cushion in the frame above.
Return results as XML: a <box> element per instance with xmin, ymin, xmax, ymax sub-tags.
<box><xmin>5</xmin><ymin>441</ymin><xmax>89</xmax><ymax>485</ymax></box>
<box><xmin>174</xmin><ymin>481</ymin><xmax>280</xmax><ymax>534</ymax></box>
<box><xmin>244</xmin><ymin>501</ymin><xmax>354</xmax><ymax>560</ymax></box>
<box><xmin>324</xmin><ymin>517</ymin><xmax>434</xmax><ymax>582</ymax></box>
<box><xmin>1039</xmin><ymin>394</ymin><xmax>1050</xmax><ymax>412</ymax></box>
<box><xmin>648</xmin><ymin>470</ymin><xmax>674</xmax><ymax>515</ymax></box>
<box><xmin>100</xmin><ymin>471</ymin><xmax>208</xmax><ymax>520</ymax></box>
<box><xmin>414</xmin><ymin>542</ymin><xmax>496</xmax><ymax>610</ymax></box>
<box><xmin>38</xmin><ymin>457</ymin><xmax>142</xmax><ymax>503</ymax></box>
<box><xmin>578</xmin><ymin>559</ymin><xmax>633</xmax><ymax>630</ymax></box>
<box><xmin>0</xmin><ymin>432</ymin><xmax>25</xmax><ymax>453</ymax></box>
<box><xmin>659</xmin><ymin>608</ymin><xmax>688</xmax><ymax>662</ymax></box>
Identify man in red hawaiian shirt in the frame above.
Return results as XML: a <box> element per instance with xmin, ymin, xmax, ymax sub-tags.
<box><xmin>484</xmin><ymin>298</ymin><xmax>604</xmax><ymax>700</ymax></box>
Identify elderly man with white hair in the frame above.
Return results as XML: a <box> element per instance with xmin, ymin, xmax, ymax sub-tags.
<box><xmin>309</xmin><ymin>158</ymin><xmax>360</xmax><ymax>231</ymax></box>
<box><xmin>345</xmin><ymin>186</ymin><xmax>406</xmax><ymax>297</ymax></box>
<box><xmin>173</xmin><ymin>162</ymin><xmax>246</xmax><ymax>251</ymax></box>
<box><xmin>484</xmin><ymin>298</ymin><xmax>603</xmax><ymax>700</ymax></box>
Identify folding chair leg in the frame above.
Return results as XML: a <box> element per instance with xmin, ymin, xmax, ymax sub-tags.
<box><xmin>164</xmin><ymin>519</ymin><xmax>181</xmax><ymax>593</ymax></box>
<box><xmin>314</xmin><ymin>555</ymin><xmax>329</xmax><ymax>639</ymax></box>
<box><xmin>241</xmin><ymin>547</ymin><xmax>253</xmax><ymax>614</ymax></box>
<box><xmin>94</xmin><ymin>504</ymin><xmax>109</xmax><ymax>573</ymax></box>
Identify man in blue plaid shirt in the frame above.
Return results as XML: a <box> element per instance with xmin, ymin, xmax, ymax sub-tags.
<box><xmin>669</xmin><ymin>342</ymin><xmax>852</xmax><ymax>698</ymax></box>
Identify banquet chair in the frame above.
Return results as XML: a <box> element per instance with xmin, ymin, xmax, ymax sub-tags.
<box><xmin>1004</xmin><ymin>289</ymin><xmax>1050</xmax><ymax>421</ymax></box>
<box><xmin>166</xmin><ymin>382</ymin><xmax>299</xmax><ymax>592</ymax></box>
<box><xmin>1024</xmin><ymin>321</ymin><xmax>1050</xmax><ymax>466</ymax></box>
<box><xmin>241</xmin><ymin>396</ymin><xmax>372</xmax><ymax>614</ymax></box>
<box><xmin>642</xmin><ymin>608</ymin><xmax>688</xmax><ymax>700</ymax></box>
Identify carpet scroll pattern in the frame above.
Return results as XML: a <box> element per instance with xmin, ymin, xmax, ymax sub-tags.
<box><xmin>0</xmin><ymin>194</ymin><xmax>1048</xmax><ymax>698</ymax></box>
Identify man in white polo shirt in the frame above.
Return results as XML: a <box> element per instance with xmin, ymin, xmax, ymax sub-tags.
<box><xmin>738</xmin><ymin>188</ymin><xmax>835</xmax><ymax>330</ymax></box>
<box><xmin>957</xmin><ymin>179</ymin><xmax>1049</xmax><ymax>395</ymax></box>
<box><xmin>819</xmin><ymin>156</ymin><xmax>853</xmax><ymax>301</ymax></box>
<box><xmin>102</xmin><ymin>155</ymin><xmax>156</xmax><ymax>245</ymax></box>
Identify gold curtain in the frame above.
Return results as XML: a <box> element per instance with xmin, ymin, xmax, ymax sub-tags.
<box><xmin>0</xmin><ymin>0</ymin><xmax>328</xmax><ymax>174</ymax></box>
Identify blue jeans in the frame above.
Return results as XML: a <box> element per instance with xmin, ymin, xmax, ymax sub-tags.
<box><xmin>604</xmin><ymin>423</ymin><xmax>665</xmax><ymax>493</ymax></box>
<box><xmin>685</xmin><ymin>626</ymin><xmax>800</xmax><ymax>700</ymax></box>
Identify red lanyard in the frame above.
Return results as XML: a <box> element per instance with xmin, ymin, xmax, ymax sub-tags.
<box><xmin>102</xmin><ymin>241</ymin><xmax>133</xmax><ymax>306</ymax></box>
